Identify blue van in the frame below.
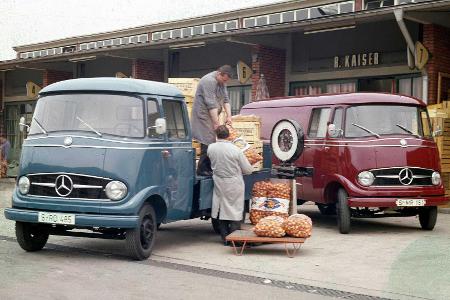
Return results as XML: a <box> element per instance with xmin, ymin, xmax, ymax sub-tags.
<box><xmin>4</xmin><ymin>78</ymin><xmax>270</xmax><ymax>260</ymax></box>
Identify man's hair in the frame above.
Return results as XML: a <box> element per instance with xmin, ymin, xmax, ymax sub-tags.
<box><xmin>215</xmin><ymin>125</ymin><xmax>230</xmax><ymax>139</ymax></box>
<box><xmin>217</xmin><ymin>65</ymin><xmax>233</xmax><ymax>78</ymax></box>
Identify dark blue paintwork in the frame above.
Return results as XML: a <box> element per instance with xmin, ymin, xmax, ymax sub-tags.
<box><xmin>5</xmin><ymin>78</ymin><xmax>271</xmax><ymax>232</ymax></box>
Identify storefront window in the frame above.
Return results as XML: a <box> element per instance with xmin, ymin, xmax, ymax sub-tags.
<box><xmin>228</xmin><ymin>85</ymin><xmax>251</xmax><ymax>115</ymax></box>
<box><xmin>291</xmin><ymin>80</ymin><xmax>356</xmax><ymax>96</ymax></box>
<box><xmin>399</xmin><ymin>76</ymin><xmax>423</xmax><ymax>100</ymax></box>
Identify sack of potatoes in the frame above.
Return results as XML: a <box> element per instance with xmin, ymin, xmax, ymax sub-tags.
<box><xmin>254</xmin><ymin>215</ymin><xmax>286</xmax><ymax>238</ymax></box>
<box><xmin>283</xmin><ymin>214</ymin><xmax>312</xmax><ymax>238</ymax></box>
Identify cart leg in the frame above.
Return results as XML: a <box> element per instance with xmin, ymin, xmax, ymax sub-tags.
<box><xmin>231</xmin><ymin>241</ymin><xmax>247</xmax><ymax>256</ymax></box>
<box><xmin>285</xmin><ymin>243</ymin><xmax>302</xmax><ymax>258</ymax></box>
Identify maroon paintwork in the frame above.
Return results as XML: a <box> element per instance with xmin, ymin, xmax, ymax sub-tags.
<box><xmin>241</xmin><ymin>93</ymin><xmax>449</xmax><ymax>208</ymax></box>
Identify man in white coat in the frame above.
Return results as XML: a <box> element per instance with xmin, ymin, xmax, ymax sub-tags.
<box><xmin>207</xmin><ymin>125</ymin><xmax>254</xmax><ymax>245</ymax></box>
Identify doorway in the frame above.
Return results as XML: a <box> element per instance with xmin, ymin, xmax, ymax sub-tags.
<box><xmin>4</xmin><ymin>101</ymin><xmax>36</xmax><ymax>176</ymax></box>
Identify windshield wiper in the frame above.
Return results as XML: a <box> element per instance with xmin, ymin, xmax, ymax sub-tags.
<box><xmin>352</xmin><ymin>123</ymin><xmax>380</xmax><ymax>138</ymax></box>
<box><xmin>76</xmin><ymin>116</ymin><xmax>102</xmax><ymax>137</ymax></box>
<box><xmin>32</xmin><ymin>117</ymin><xmax>48</xmax><ymax>135</ymax></box>
<box><xmin>396</xmin><ymin>124</ymin><xmax>418</xmax><ymax>137</ymax></box>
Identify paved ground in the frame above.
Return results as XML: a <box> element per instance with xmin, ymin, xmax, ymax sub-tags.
<box><xmin>1</xmin><ymin>179</ymin><xmax>450</xmax><ymax>299</ymax></box>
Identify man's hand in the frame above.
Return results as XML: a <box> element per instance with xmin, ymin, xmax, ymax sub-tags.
<box><xmin>226</xmin><ymin>116</ymin><xmax>232</xmax><ymax>126</ymax></box>
<box><xmin>213</xmin><ymin>121</ymin><xmax>220</xmax><ymax>130</ymax></box>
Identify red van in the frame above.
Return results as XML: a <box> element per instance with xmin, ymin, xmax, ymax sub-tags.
<box><xmin>241</xmin><ymin>93</ymin><xmax>448</xmax><ymax>233</ymax></box>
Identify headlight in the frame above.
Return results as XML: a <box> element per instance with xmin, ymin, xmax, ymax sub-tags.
<box><xmin>105</xmin><ymin>181</ymin><xmax>127</xmax><ymax>201</ymax></box>
<box><xmin>432</xmin><ymin>172</ymin><xmax>441</xmax><ymax>186</ymax></box>
<box><xmin>357</xmin><ymin>171</ymin><xmax>375</xmax><ymax>187</ymax></box>
<box><xmin>18</xmin><ymin>176</ymin><xmax>30</xmax><ymax>195</ymax></box>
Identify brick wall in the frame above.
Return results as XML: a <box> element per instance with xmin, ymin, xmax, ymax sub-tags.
<box><xmin>131</xmin><ymin>59</ymin><xmax>164</xmax><ymax>82</ymax></box>
<box><xmin>251</xmin><ymin>45</ymin><xmax>286</xmax><ymax>101</ymax></box>
<box><xmin>43</xmin><ymin>70</ymin><xmax>73</xmax><ymax>87</ymax></box>
<box><xmin>423</xmin><ymin>24</ymin><xmax>450</xmax><ymax>104</ymax></box>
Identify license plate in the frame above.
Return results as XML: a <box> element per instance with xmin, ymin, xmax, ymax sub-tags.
<box><xmin>395</xmin><ymin>199</ymin><xmax>426</xmax><ymax>207</ymax></box>
<box><xmin>38</xmin><ymin>212</ymin><xmax>75</xmax><ymax>225</ymax></box>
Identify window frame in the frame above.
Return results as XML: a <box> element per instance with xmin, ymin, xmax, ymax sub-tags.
<box><xmin>161</xmin><ymin>98</ymin><xmax>189</xmax><ymax>141</ymax></box>
<box><xmin>308</xmin><ymin>107</ymin><xmax>332</xmax><ymax>138</ymax></box>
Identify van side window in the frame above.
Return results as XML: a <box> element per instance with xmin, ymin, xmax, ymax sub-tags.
<box><xmin>147</xmin><ymin>98</ymin><xmax>160</xmax><ymax>138</ymax></box>
<box><xmin>309</xmin><ymin>108</ymin><xmax>331</xmax><ymax>138</ymax></box>
<box><xmin>163</xmin><ymin>100</ymin><xmax>187</xmax><ymax>139</ymax></box>
<box><xmin>332</xmin><ymin>108</ymin><xmax>344</xmax><ymax>134</ymax></box>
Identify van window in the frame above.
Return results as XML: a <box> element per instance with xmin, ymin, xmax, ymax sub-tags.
<box><xmin>333</xmin><ymin>108</ymin><xmax>344</xmax><ymax>132</ymax></box>
<box><xmin>345</xmin><ymin>105</ymin><xmax>430</xmax><ymax>138</ymax></box>
<box><xmin>147</xmin><ymin>98</ymin><xmax>160</xmax><ymax>138</ymax></box>
<box><xmin>163</xmin><ymin>100</ymin><xmax>187</xmax><ymax>140</ymax></box>
<box><xmin>309</xmin><ymin>108</ymin><xmax>331</xmax><ymax>138</ymax></box>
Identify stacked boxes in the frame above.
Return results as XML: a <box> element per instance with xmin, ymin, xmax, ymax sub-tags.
<box><xmin>428</xmin><ymin>102</ymin><xmax>450</xmax><ymax>206</ymax></box>
<box><xmin>231</xmin><ymin>115</ymin><xmax>263</xmax><ymax>171</ymax></box>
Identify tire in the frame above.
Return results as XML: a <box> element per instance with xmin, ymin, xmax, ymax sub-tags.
<box><xmin>337</xmin><ymin>188</ymin><xmax>351</xmax><ymax>234</ymax></box>
<box><xmin>419</xmin><ymin>206</ymin><xmax>437</xmax><ymax>230</ymax></box>
<box><xmin>317</xmin><ymin>203</ymin><xmax>336</xmax><ymax>215</ymax></box>
<box><xmin>15</xmin><ymin>222</ymin><xmax>49</xmax><ymax>252</ymax></box>
<box><xmin>211</xmin><ymin>218</ymin><xmax>221</xmax><ymax>235</ymax></box>
<box><xmin>125</xmin><ymin>205</ymin><xmax>157</xmax><ymax>260</ymax></box>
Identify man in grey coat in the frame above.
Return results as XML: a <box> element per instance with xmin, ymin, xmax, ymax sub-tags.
<box><xmin>191</xmin><ymin>65</ymin><xmax>233</xmax><ymax>176</ymax></box>
<box><xmin>208</xmin><ymin>125</ymin><xmax>254</xmax><ymax>245</ymax></box>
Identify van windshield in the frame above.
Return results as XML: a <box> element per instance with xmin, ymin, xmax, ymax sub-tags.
<box><xmin>344</xmin><ymin>105</ymin><xmax>431</xmax><ymax>138</ymax></box>
<box><xmin>29</xmin><ymin>94</ymin><xmax>145</xmax><ymax>138</ymax></box>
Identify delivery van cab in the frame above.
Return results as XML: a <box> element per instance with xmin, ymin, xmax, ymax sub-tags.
<box><xmin>4</xmin><ymin>78</ymin><xmax>270</xmax><ymax>260</ymax></box>
<box><xmin>241</xmin><ymin>93</ymin><xmax>448</xmax><ymax>233</ymax></box>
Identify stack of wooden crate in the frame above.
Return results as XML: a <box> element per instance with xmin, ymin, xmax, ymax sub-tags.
<box><xmin>231</xmin><ymin>115</ymin><xmax>263</xmax><ymax>171</ymax></box>
<box><xmin>428</xmin><ymin>102</ymin><xmax>450</xmax><ymax>203</ymax></box>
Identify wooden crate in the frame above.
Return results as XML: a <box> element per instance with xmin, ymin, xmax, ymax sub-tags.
<box><xmin>192</xmin><ymin>140</ymin><xmax>201</xmax><ymax>158</ymax></box>
<box><xmin>168</xmin><ymin>78</ymin><xmax>200</xmax><ymax>97</ymax></box>
<box><xmin>231</xmin><ymin>121</ymin><xmax>261</xmax><ymax>142</ymax></box>
<box><xmin>231</xmin><ymin>115</ymin><xmax>261</xmax><ymax>122</ymax></box>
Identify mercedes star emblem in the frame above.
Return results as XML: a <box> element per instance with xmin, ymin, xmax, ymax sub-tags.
<box><xmin>64</xmin><ymin>136</ymin><xmax>73</xmax><ymax>146</ymax></box>
<box><xmin>55</xmin><ymin>175</ymin><xmax>74</xmax><ymax>197</ymax></box>
<box><xmin>398</xmin><ymin>168</ymin><xmax>414</xmax><ymax>185</ymax></box>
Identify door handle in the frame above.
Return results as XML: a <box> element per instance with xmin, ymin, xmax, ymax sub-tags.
<box><xmin>324</xmin><ymin>146</ymin><xmax>330</xmax><ymax>150</ymax></box>
<box><xmin>185</xmin><ymin>149</ymin><xmax>194</xmax><ymax>153</ymax></box>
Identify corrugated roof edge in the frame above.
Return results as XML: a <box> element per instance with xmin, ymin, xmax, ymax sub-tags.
<box><xmin>39</xmin><ymin>77</ymin><xmax>184</xmax><ymax>98</ymax></box>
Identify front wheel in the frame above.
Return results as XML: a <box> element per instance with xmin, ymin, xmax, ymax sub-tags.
<box><xmin>16</xmin><ymin>222</ymin><xmax>49</xmax><ymax>252</ymax></box>
<box><xmin>419</xmin><ymin>206</ymin><xmax>437</xmax><ymax>230</ymax></box>
<box><xmin>337</xmin><ymin>188</ymin><xmax>351</xmax><ymax>234</ymax></box>
<box><xmin>126</xmin><ymin>204</ymin><xmax>157</xmax><ymax>260</ymax></box>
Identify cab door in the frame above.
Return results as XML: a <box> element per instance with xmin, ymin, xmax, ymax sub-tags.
<box><xmin>300</xmin><ymin>107</ymin><xmax>331</xmax><ymax>203</ymax></box>
<box><xmin>161</xmin><ymin>98</ymin><xmax>195</xmax><ymax>220</ymax></box>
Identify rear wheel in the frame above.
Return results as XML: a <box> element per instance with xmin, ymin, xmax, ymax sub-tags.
<box><xmin>317</xmin><ymin>203</ymin><xmax>336</xmax><ymax>215</ymax></box>
<box><xmin>15</xmin><ymin>222</ymin><xmax>49</xmax><ymax>252</ymax></box>
<box><xmin>126</xmin><ymin>204</ymin><xmax>157</xmax><ymax>260</ymax></box>
<box><xmin>419</xmin><ymin>206</ymin><xmax>437</xmax><ymax>230</ymax></box>
<box><xmin>337</xmin><ymin>188</ymin><xmax>351</xmax><ymax>234</ymax></box>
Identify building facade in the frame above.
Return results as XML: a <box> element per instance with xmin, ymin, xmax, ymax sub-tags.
<box><xmin>0</xmin><ymin>0</ymin><xmax>449</xmax><ymax>176</ymax></box>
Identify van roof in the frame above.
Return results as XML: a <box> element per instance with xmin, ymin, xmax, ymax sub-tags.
<box><xmin>40</xmin><ymin>77</ymin><xmax>184</xmax><ymax>98</ymax></box>
<box><xmin>242</xmin><ymin>93</ymin><xmax>426</xmax><ymax>109</ymax></box>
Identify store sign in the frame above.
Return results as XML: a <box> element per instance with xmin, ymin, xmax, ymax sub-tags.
<box><xmin>236</xmin><ymin>61</ymin><xmax>252</xmax><ymax>84</ymax></box>
<box><xmin>26</xmin><ymin>81</ymin><xmax>41</xmax><ymax>99</ymax></box>
<box><xmin>334</xmin><ymin>52</ymin><xmax>380</xmax><ymax>69</ymax></box>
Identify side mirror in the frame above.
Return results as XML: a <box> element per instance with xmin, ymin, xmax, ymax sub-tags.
<box><xmin>19</xmin><ymin>116</ymin><xmax>30</xmax><ymax>133</ymax></box>
<box><xmin>327</xmin><ymin>123</ymin><xmax>342</xmax><ymax>138</ymax></box>
<box><xmin>148</xmin><ymin>118</ymin><xmax>167</xmax><ymax>135</ymax></box>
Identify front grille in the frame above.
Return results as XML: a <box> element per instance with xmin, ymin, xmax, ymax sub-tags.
<box><xmin>28</xmin><ymin>173</ymin><xmax>111</xmax><ymax>199</ymax></box>
<box><xmin>371</xmin><ymin>167</ymin><xmax>433</xmax><ymax>186</ymax></box>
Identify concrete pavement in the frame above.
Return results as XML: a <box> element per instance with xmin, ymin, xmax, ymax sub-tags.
<box><xmin>1</xmin><ymin>179</ymin><xmax>450</xmax><ymax>299</ymax></box>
